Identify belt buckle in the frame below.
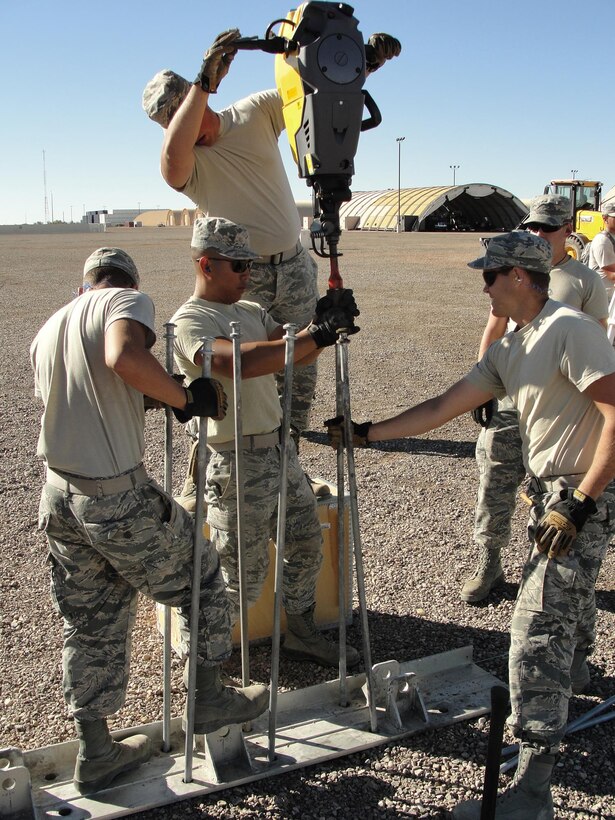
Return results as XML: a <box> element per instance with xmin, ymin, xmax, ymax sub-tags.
<box><xmin>270</xmin><ymin>251</ymin><xmax>283</xmax><ymax>265</ymax></box>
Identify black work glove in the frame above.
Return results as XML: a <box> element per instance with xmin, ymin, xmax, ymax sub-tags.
<box><xmin>313</xmin><ymin>288</ymin><xmax>360</xmax><ymax>323</ymax></box>
<box><xmin>308</xmin><ymin>311</ymin><xmax>359</xmax><ymax>348</ymax></box>
<box><xmin>172</xmin><ymin>377</ymin><xmax>227</xmax><ymax>423</ymax></box>
<box><xmin>144</xmin><ymin>374</ymin><xmax>185</xmax><ymax>411</ymax></box>
<box><xmin>324</xmin><ymin>415</ymin><xmax>372</xmax><ymax>450</ymax></box>
<box><xmin>534</xmin><ymin>488</ymin><xmax>597</xmax><ymax>557</ymax></box>
<box><xmin>471</xmin><ymin>399</ymin><xmax>495</xmax><ymax>428</ymax></box>
<box><xmin>365</xmin><ymin>33</ymin><xmax>402</xmax><ymax>74</ymax></box>
<box><xmin>194</xmin><ymin>28</ymin><xmax>240</xmax><ymax>93</ymax></box>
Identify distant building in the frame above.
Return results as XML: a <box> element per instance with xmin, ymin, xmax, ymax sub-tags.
<box><xmin>83</xmin><ymin>208</ymin><xmax>156</xmax><ymax>227</ymax></box>
<box><xmin>338</xmin><ymin>184</ymin><xmax>527</xmax><ymax>232</ymax></box>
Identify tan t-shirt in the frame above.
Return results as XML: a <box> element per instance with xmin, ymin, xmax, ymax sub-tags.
<box><xmin>466</xmin><ymin>300</ymin><xmax>615</xmax><ymax>478</ymax></box>
<box><xmin>171</xmin><ymin>297</ymin><xmax>282</xmax><ymax>444</ymax></box>
<box><xmin>182</xmin><ymin>90</ymin><xmax>300</xmax><ymax>257</ymax></box>
<box><xmin>550</xmin><ymin>256</ymin><xmax>608</xmax><ymax>321</ymax></box>
<box><xmin>31</xmin><ymin>288</ymin><xmax>156</xmax><ymax>476</ymax></box>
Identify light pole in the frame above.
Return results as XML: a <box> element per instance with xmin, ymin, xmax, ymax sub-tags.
<box><xmin>571</xmin><ymin>169</ymin><xmax>578</xmax><ymax>180</ymax></box>
<box><xmin>450</xmin><ymin>164</ymin><xmax>460</xmax><ymax>186</ymax></box>
<box><xmin>396</xmin><ymin>137</ymin><xmax>405</xmax><ymax>233</ymax></box>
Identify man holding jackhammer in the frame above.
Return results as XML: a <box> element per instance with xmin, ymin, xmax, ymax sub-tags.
<box><xmin>171</xmin><ymin>216</ymin><xmax>361</xmax><ymax>668</ymax></box>
<box><xmin>142</xmin><ymin>27</ymin><xmax>400</xmax><ymax>497</ymax></box>
<box><xmin>326</xmin><ymin>232</ymin><xmax>615</xmax><ymax>819</ymax></box>
<box><xmin>31</xmin><ymin>248</ymin><xmax>269</xmax><ymax>796</ymax></box>
<box><xmin>462</xmin><ymin>195</ymin><xmax>609</xmax><ymax>695</ymax></box>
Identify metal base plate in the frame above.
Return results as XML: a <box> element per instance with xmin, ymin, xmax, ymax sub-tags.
<box><xmin>2</xmin><ymin>647</ymin><xmax>503</xmax><ymax>819</ymax></box>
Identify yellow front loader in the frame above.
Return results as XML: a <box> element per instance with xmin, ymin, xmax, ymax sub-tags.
<box><xmin>544</xmin><ymin>179</ymin><xmax>603</xmax><ymax>258</ymax></box>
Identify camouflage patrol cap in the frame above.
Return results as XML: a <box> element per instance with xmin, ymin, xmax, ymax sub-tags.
<box><xmin>191</xmin><ymin>217</ymin><xmax>260</xmax><ymax>260</ymax></box>
<box><xmin>83</xmin><ymin>247</ymin><xmax>140</xmax><ymax>286</ymax></box>
<box><xmin>525</xmin><ymin>194</ymin><xmax>572</xmax><ymax>226</ymax></box>
<box><xmin>602</xmin><ymin>201</ymin><xmax>615</xmax><ymax>217</ymax></box>
<box><xmin>467</xmin><ymin>231</ymin><xmax>552</xmax><ymax>275</ymax></box>
<box><xmin>142</xmin><ymin>69</ymin><xmax>191</xmax><ymax>127</ymax></box>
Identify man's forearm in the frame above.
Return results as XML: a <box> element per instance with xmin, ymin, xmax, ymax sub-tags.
<box><xmin>577</xmin><ymin>419</ymin><xmax>615</xmax><ymax>500</ymax></box>
<box><xmin>161</xmin><ymin>85</ymin><xmax>206</xmax><ymax>188</ymax></box>
<box><xmin>114</xmin><ymin>348</ymin><xmax>187</xmax><ymax>408</ymax></box>
<box><xmin>367</xmin><ymin>379</ymin><xmax>494</xmax><ymax>442</ymax></box>
<box><xmin>478</xmin><ymin>312</ymin><xmax>508</xmax><ymax>359</ymax></box>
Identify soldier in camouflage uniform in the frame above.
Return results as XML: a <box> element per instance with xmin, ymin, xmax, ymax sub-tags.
<box><xmin>31</xmin><ymin>248</ymin><xmax>268</xmax><ymax>795</ymax></box>
<box><xmin>327</xmin><ymin>232</ymin><xmax>615</xmax><ymax>820</ymax></box>
<box><xmin>142</xmin><ymin>29</ymin><xmax>400</xmax><ymax>490</ymax></box>
<box><xmin>462</xmin><ymin>196</ymin><xmax>609</xmax><ymax>696</ymax></box>
<box><xmin>171</xmin><ymin>216</ymin><xmax>361</xmax><ymax>669</ymax></box>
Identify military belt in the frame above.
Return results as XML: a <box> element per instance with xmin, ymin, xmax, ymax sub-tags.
<box><xmin>208</xmin><ymin>430</ymin><xmax>281</xmax><ymax>453</ymax></box>
<box><xmin>253</xmin><ymin>241</ymin><xmax>302</xmax><ymax>266</ymax></box>
<box><xmin>46</xmin><ymin>464</ymin><xmax>148</xmax><ymax>496</ymax></box>
<box><xmin>528</xmin><ymin>474</ymin><xmax>585</xmax><ymax>495</ymax></box>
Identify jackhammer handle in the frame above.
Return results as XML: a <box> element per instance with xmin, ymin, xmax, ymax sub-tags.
<box><xmin>234</xmin><ymin>35</ymin><xmax>288</xmax><ymax>54</ymax></box>
<box><xmin>361</xmin><ymin>90</ymin><xmax>382</xmax><ymax>132</ymax></box>
<box><xmin>480</xmin><ymin>685</ymin><xmax>510</xmax><ymax>820</ymax></box>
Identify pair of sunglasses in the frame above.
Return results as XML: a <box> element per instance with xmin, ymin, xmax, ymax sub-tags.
<box><xmin>525</xmin><ymin>222</ymin><xmax>562</xmax><ymax>234</ymax></box>
<box><xmin>207</xmin><ymin>256</ymin><xmax>253</xmax><ymax>273</ymax></box>
<box><xmin>482</xmin><ymin>266</ymin><xmax>513</xmax><ymax>287</ymax></box>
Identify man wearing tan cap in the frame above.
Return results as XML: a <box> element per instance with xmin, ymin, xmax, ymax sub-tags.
<box><xmin>461</xmin><ymin>195</ymin><xmax>608</xmax><ymax>617</ymax></box>
<box><xmin>171</xmin><ymin>216</ymin><xmax>361</xmax><ymax>670</ymax></box>
<box><xmin>587</xmin><ymin>201</ymin><xmax>615</xmax><ymax>300</ymax></box>
<box><xmin>31</xmin><ymin>247</ymin><xmax>268</xmax><ymax>795</ymax></box>
<box><xmin>327</xmin><ymin>231</ymin><xmax>615</xmax><ymax>819</ymax></box>
<box><xmin>142</xmin><ymin>29</ymin><xmax>400</xmax><ymax>496</ymax></box>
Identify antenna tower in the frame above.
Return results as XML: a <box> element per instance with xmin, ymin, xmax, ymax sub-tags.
<box><xmin>43</xmin><ymin>150</ymin><xmax>49</xmax><ymax>224</ymax></box>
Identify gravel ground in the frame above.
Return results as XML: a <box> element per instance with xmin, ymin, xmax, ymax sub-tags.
<box><xmin>1</xmin><ymin>228</ymin><xmax>614</xmax><ymax>819</ymax></box>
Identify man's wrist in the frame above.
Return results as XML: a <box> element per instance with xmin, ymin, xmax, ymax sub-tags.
<box><xmin>193</xmin><ymin>77</ymin><xmax>211</xmax><ymax>94</ymax></box>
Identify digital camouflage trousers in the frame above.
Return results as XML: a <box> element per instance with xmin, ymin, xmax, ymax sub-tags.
<box><xmin>246</xmin><ymin>248</ymin><xmax>319</xmax><ymax>437</ymax></box>
<box><xmin>507</xmin><ymin>479</ymin><xmax>615</xmax><ymax>747</ymax></box>
<box><xmin>39</xmin><ymin>478</ymin><xmax>232</xmax><ymax>721</ymax></box>
<box><xmin>205</xmin><ymin>440</ymin><xmax>323</xmax><ymax>624</ymax></box>
<box><xmin>473</xmin><ymin>396</ymin><xmax>526</xmax><ymax>552</ymax></box>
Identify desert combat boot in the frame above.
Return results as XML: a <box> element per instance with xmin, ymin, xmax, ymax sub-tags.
<box><xmin>282</xmin><ymin>603</ymin><xmax>360</xmax><ymax>668</ymax></box>
<box><xmin>570</xmin><ymin>647</ymin><xmax>591</xmax><ymax>694</ymax></box>
<box><xmin>183</xmin><ymin>664</ymin><xmax>269</xmax><ymax>734</ymax></box>
<box><xmin>73</xmin><ymin>718</ymin><xmax>152</xmax><ymax>795</ymax></box>
<box><xmin>460</xmin><ymin>546</ymin><xmax>504</xmax><ymax>603</ymax></box>
<box><xmin>452</xmin><ymin>742</ymin><xmax>556</xmax><ymax>819</ymax></box>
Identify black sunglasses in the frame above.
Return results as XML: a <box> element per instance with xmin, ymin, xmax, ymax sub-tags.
<box><xmin>207</xmin><ymin>256</ymin><xmax>253</xmax><ymax>273</ymax></box>
<box><xmin>483</xmin><ymin>266</ymin><xmax>513</xmax><ymax>287</ymax></box>
<box><xmin>525</xmin><ymin>222</ymin><xmax>562</xmax><ymax>234</ymax></box>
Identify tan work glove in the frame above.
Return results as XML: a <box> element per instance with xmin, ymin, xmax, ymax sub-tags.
<box><xmin>194</xmin><ymin>28</ymin><xmax>241</xmax><ymax>93</ymax></box>
<box><xmin>534</xmin><ymin>488</ymin><xmax>596</xmax><ymax>557</ymax></box>
<box><xmin>365</xmin><ymin>33</ymin><xmax>402</xmax><ymax>74</ymax></box>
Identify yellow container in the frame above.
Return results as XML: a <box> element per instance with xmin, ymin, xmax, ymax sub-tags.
<box><xmin>156</xmin><ymin>486</ymin><xmax>352</xmax><ymax>655</ymax></box>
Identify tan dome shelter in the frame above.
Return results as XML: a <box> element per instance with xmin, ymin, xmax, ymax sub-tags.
<box><xmin>339</xmin><ymin>184</ymin><xmax>527</xmax><ymax>232</ymax></box>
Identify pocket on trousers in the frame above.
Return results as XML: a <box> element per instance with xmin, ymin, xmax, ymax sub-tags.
<box><xmin>206</xmin><ymin>454</ymin><xmax>235</xmax><ymax>530</ymax></box>
<box><xmin>519</xmin><ymin>548</ymin><xmax>577</xmax><ymax>613</ymax></box>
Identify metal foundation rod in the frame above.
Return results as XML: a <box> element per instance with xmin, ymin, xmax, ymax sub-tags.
<box><xmin>268</xmin><ymin>323</ymin><xmax>297</xmax><ymax>763</ymax></box>
<box><xmin>184</xmin><ymin>337</ymin><xmax>214</xmax><ymax>783</ymax></box>
<box><xmin>335</xmin><ymin>342</ymin><xmax>348</xmax><ymax>707</ymax></box>
<box><xmin>230</xmin><ymin>321</ymin><xmax>250</xmax><ymax>688</ymax></box>
<box><xmin>337</xmin><ymin>332</ymin><xmax>378</xmax><ymax>732</ymax></box>
<box><xmin>162</xmin><ymin>322</ymin><xmax>176</xmax><ymax>753</ymax></box>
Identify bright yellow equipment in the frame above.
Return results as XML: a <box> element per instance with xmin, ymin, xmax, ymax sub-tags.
<box><xmin>544</xmin><ymin>179</ymin><xmax>603</xmax><ymax>259</ymax></box>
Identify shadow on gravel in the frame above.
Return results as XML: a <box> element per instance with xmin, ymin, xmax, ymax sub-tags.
<box><xmin>238</xmin><ymin>609</ymin><xmax>511</xmax><ymax>695</ymax></box>
<box><xmin>595</xmin><ymin>588</ymin><xmax>615</xmax><ymax>614</ymax></box>
<box><xmin>304</xmin><ymin>429</ymin><xmax>476</xmax><ymax>459</ymax></box>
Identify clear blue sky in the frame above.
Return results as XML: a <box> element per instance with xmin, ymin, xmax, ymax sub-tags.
<box><xmin>2</xmin><ymin>0</ymin><xmax>613</xmax><ymax>224</ymax></box>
